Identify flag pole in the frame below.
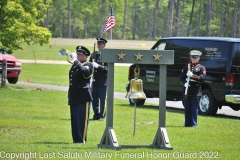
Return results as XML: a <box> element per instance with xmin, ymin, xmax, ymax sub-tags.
<box><xmin>110</xmin><ymin>28</ymin><xmax>112</xmax><ymax>48</ymax></box>
<box><xmin>110</xmin><ymin>4</ymin><xmax>112</xmax><ymax>49</ymax></box>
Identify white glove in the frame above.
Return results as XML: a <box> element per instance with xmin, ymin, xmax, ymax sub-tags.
<box><xmin>184</xmin><ymin>83</ymin><xmax>190</xmax><ymax>88</ymax></box>
<box><xmin>69</xmin><ymin>53</ymin><xmax>77</xmax><ymax>61</ymax></box>
<box><xmin>92</xmin><ymin>62</ymin><xmax>99</xmax><ymax>68</ymax></box>
<box><xmin>186</xmin><ymin>71</ymin><xmax>193</xmax><ymax>77</ymax></box>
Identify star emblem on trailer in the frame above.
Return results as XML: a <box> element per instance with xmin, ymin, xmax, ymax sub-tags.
<box><xmin>153</xmin><ymin>52</ymin><xmax>162</xmax><ymax>61</ymax></box>
<box><xmin>117</xmin><ymin>51</ymin><xmax>126</xmax><ymax>60</ymax></box>
<box><xmin>134</xmin><ymin>52</ymin><xmax>143</xmax><ymax>61</ymax></box>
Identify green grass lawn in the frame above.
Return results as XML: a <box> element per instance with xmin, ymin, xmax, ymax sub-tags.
<box><xmin>2</xmin><ymin>40</ymin><xmax>240</xmax><ymax>159</ymax></box>
<box><xmin>0</xmin><ymin>84</ymin><xmax>240</xmax><ymax>160</ymax></box>
<box><xmin>13</xmin><ymin>43</ymin><xmax>79</xmax><ymax>60</ymax></box>
<box><xmin>19</xmin><ymin>63</ymin><xmax>128</xmax><ymax>93</ymax></box>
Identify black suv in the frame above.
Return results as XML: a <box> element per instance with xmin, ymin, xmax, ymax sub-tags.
<box><xmin>126</xmin><ymin>37</ymin><xmax>240</xmax><ymax>115</ymax></box>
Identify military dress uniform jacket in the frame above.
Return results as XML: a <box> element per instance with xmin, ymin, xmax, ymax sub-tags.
<box><xmin>68</xmin><ymin>61</ymin><xmax>93</xmax><ymax>105</ymax></box>
<box><xmin>89</xmin><ymin>51</ymin><xmax>108</xmax><ymax>86</ymax></box>
<box><xmin>180</xmin><ymin>63</ymin><xmax>206</xmax><ymax>96</ymax></box>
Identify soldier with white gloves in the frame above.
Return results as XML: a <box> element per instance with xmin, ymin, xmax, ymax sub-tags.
<box><xmin>180</xmin><ymin>50</ymin><xmax>206</xmax><ymax>127</ymax></box>
<box><xmin>89</xmin><ymin>38</ymin><xmax>108</xmax><ymax>121</ymax></box>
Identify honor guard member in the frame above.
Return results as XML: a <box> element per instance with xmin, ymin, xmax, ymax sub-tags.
<box><xmin>180</xmin><ymin>50</ymin><xmax>206</xmax><ymax>127</ymax></box>
<box><xmin>68</xmin><ymin>45</ymin><xmax>93</xmax><ymax>143</ymax></box>
<box><xmin>89</xmin><ymin>38</ymin><xmax>108</xmax><ymax>120</ymax></box>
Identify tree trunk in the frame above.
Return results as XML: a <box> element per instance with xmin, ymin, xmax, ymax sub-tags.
<box><xmin>100</xmin><ymin>0</ymin><xmax>106</xmax><ymax>37</ymax></box>
<box><xmin>60</xmin><ymin>12</ymin><xmax>63</xmax><ymax>38</ymax></box>
<box><xmin>222</xmin><ymin>1</ymin><xmax>227</xmax><ymax>37</ymax></box>
<box><xmin>205</xmin><ymin>0</ymin><xmax>211</xmax><ymax>36</ymax></box>
<box><xmin>219</xmin><ymin>0</ymin><xmax>225</xmax><ymax>37</ymax></box>
<box><xmin>196</xmin><ymin>0</ymin><xmax>202</xmax><ymax>36</ymax></box>
<box><xmin>186</xmin><ymin>0</ymin><xmax>195</xmax><ymax>36</ymax></box>
<box><xmin>43</xmin><ymin>0</ymin><xmax>49</xmax><ymax>28</ymax></box>
<box><xmin>132</xmin><ymin>1</ymin><xmax>137</xmax><ymax>40</ymax></box>
<box><xmin>121</xmin><ymin>0</ymin><xmax>127</xmax><ymax>39</ymax></box>
<box><xmin>231</xmin><ymin>0</ymin><xmax>238</xmax><ymax>37</ymax></box>
<box><xmin>174</xmin><ymin>0</ymin><xmax>180</xmax><ymax>37</ymax></box>
<box><xmin>84</xmin><ymin>15</ymin><xmax>88</xmax><ymax>39</ymax></box>
<box><xmin>145</xmin><ymin>0</ymin><xmax>152</xmax><ymax>38</ymax></box>
<box><xmin>167</xmin><ymin>0</ymin><xmax>174</xmax><ymax>37</ymax></box>
<box><xmin>67</xmin><ymin>0</ymin><xmax>71</xmax><ymax>38</ymax></box>
<box><xmin>153</xmin><ymin>0</ymin><xmax>160</xmax><ymax>39</ymax></box>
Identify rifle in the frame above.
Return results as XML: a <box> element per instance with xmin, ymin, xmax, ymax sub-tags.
<box><xmin>184</xmin><ymin>51</ymin><xmax>191</xmax><ymax>98</ymax></box>
<box><xmin>91</xmin><ymin>43</ymin><xmax>97</xmax><ymax>92</ymax></box>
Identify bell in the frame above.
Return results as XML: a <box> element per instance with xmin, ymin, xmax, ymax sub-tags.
<box><xmin>126</xmin><ymin>78</ymin><xmax>146</xmax><ymax>99</ymax></box>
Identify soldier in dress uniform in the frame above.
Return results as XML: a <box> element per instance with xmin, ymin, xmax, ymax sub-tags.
<box><xmin>68</xmin><ymin>45</ymin><xmax>93</xmax><ymax>143</ymax></box>
<box><xmin>89</xmin><ymin>38</ymin><xmax>108</xmax><ymax>120</ymax></box>
<box><xmin>180</xmin><ymin>50</ymin><xmax>206</xmax><ymax>127</ymax></box>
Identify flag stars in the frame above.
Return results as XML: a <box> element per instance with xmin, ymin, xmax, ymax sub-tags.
<box><xmin>103</xmin><ymin>7</ymin><xmax>116</xmax><ymax>33</ymax></box>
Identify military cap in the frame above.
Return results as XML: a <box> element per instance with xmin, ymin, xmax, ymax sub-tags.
<box><xmin>76</xmin><ymin>45</ymin><xmax>90</xmax><ymax>56</ymax></box>
<box><xmin>96</xmin><ymin>38</ymin><xmax>107</xmax><ymax>45</ymax></box>
<box><xmin>190</xmin><ymin>50</ymin><xmax>202</xmax><ymax>58</ymax></box>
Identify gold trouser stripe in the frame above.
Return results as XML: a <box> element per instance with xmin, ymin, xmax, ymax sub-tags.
<box><xmin>83</xmin><ymin>102</ymin><xmax>89</xmax><ymax>141</ymax></box>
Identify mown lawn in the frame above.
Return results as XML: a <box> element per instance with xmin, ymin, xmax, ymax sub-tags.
<box><xmin>19</xmin><ymin>63</ymin><xmax>128</xmax><ymax>93</ymax></box>
<box><xmin>0</xmin><ymin>84</ymin><xmax>239</xmax><ymax>160</ymax></box>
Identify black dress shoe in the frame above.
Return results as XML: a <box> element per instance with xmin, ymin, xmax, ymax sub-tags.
<box><xmin>74</xmin><ymin>141</ymin><xmax>85</xmax><ymax>144</ymax></box>
<box><xmin>99</xmin><ymin>117</ymin><xmax>104</xmax><ymax>121</ymax></box>
<box><xmin>92</xmin><ymin>117</ymin><xmax>99</xmax><ymax>120</ymax></box>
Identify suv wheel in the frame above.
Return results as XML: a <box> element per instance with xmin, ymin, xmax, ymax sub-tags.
<box><xmin>129</xmin><ymin>98</ymin><xmax>145</xmax><ymax>106</ymax></box>
<box><xmin>7</xmin><ymin>77</ymin><xmax>18</xmax><ymax>84</ymax></box>
<box><xmin>198</xmin><ymin>89</ymin><xmax>218</xmax><ymax>115</ymax></box>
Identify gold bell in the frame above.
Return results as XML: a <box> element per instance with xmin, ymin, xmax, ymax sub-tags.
<box><xmin>126</xmin><ymin>67</ymin><xmax>146</xmax><ymax>99</ymax></box>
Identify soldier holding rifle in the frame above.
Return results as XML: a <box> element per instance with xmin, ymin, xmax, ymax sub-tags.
<box><xmin>89</xmin><ymin>38</ymin><xmax>108</xmax><ymax>121</ymax></box>
<box><xmin>68</xmin><ymin>45</ymin><xmax>93</xmax><ymax>143</ymax></box>
<box><xmin>180</xmin><ymin>50</ymin><xmax>206</xmax><ymax>127</ymax></box>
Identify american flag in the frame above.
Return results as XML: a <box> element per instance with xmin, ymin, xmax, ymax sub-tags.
<box><xmin>103</xmin><ymin>7</ymin><xmax>116</xmax><ymax>33</ymax></box>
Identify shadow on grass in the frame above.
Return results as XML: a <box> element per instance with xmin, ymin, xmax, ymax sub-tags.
<box><xmin>117</xmin><ymin>103</ymin><xmax>240</xmax><ymax>120</ymax></box>
<box><xmin>34</xmin><ymin>142</ymin><xmax>71</xmax><ymax>145</ymax></box>
<box><xmin>60</xmin><ymin>119</ymin><xmax>70</xmax><ymax>121</ymax></box>
<box><xmin>33</xmin><ymin>142</ymin><xmax>98</xmax><ymax>149</ymax></box>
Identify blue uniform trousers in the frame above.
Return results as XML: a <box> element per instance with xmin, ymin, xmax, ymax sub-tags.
<box><xmin>183</xmin><ymin>96</ymin><xmax>199</xmax><ymax>127</ymax></box>
<box><xmin>70</xmin><ymin>102</ymin><xmax>89</xmax><ymax>143</ymax></box>
<box><xmin>92</xmin><ymin>86</ymin><xmax>107</xmax><ymax>119</ymax></box>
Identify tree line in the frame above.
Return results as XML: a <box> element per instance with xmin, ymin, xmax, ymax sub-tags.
<box><xmin>45</xmin><ymin>0</ymin><xmax>240</xmax><ymax>40</ymax></box>
<box><xmin>0</xmin><ymin>0</ymin><xmax>240</xmax><ymax>52</ymax></box>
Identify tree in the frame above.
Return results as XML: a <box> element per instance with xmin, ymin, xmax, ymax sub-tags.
<box><xmin>167</xmin><ymin>0</ymin><xmax>174</xmax><ymax>37</ymax></box>
<box><xmin>205</xmin><ymin>0</ymin><xmax>212</xmax><ymax>36</ymax></box>
<box><xmin>100</xmin><ymin>0</ymin><xmax>106</xmax><ymax>37</ymax></box>
<box><xmin>66</xmin><ymin>0</ymin><xmax>71</xmax><ymax>38</ymax></box>
<box><xmin>132</xmin><ymin>0</ymin><xmax>138</xmax><ymax>40</ymax></box>
<box><xmin>43</xmin><ymin>0</ymin><xmax>49</xmax><ymax>28</ymax></box>
<box><xmin>231</xmin><ymin>0</ymin><xmax>238</xmax><ymax>37</ymax></box>
<box><xmin>121</xmin><ymin>0</ymin><xmax>127</xmax><ymax>39</ymax></box>
<box><xmin>186</xmin><ymin>0</ymin><xmax>195</xmax><ymax>36</ymax></box>
<box><xmin>153</xmin><ymin>0</ymin><xmax>160</xmax><ymax>39</ymax></box>
<box><xmin>173</xmin><ymin>0</ymin><xmax>180</xmax><ymax>37</ymax></box>
<box><xmin>196</xmin><ymin>0</ymin><xmax>203</xmax><ymax>36</ymax></box>
<box><xmin>0</xmin><ymin>0</ymin><xmax>52</xmax><ymax>53</ymax></box>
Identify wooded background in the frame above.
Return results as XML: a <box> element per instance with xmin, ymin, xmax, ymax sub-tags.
<box><xmin>1</xmin><ymin>0</ymin><xmax>240</xmax><ymax>52</ymax></box>
<box><xmin>45</xmin><ymin>0</ymin><xmax>240</xmax><ymax>40</ymax></box>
